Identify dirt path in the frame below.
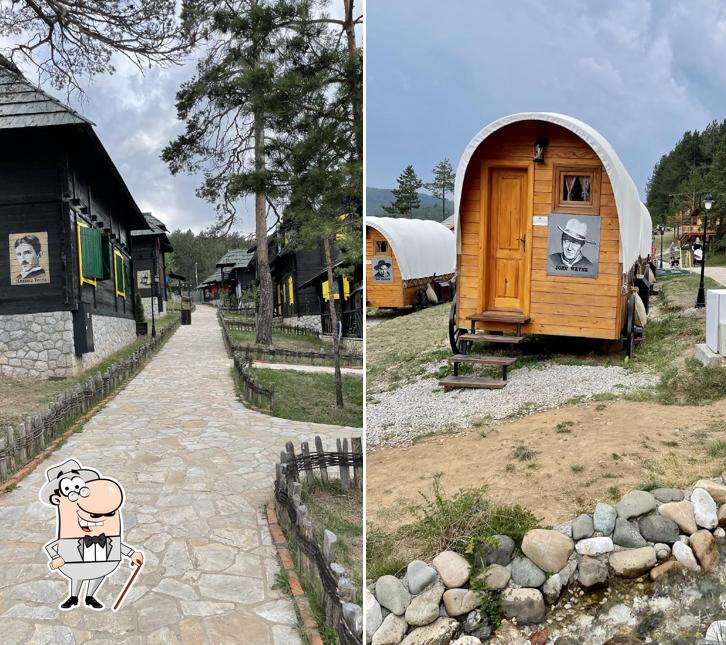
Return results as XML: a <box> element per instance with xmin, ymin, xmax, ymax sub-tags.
<box><xmin>367</xmin><ymin>398</ymin><xmax>726</xmax><ymax>530</ymax></box>
<box><xmin>0</xmin><ymin>305</ymin><xmax>355</xmax><ymax>644</ymax></box>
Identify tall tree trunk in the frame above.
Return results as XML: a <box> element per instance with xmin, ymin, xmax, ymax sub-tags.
<box><xmin>323</xmin><ymin>236</ymin><xmax>344</xmax><ymax>408</ymax></box>
<box><xmin>255</xmin><ymin>111</ymin><xmax>273</xmax><ymax>345</ymax></box>
<box><xmin>342</xmin><ymin>0</ymin><xmax>362</xmax><ymax>165</ymax></box>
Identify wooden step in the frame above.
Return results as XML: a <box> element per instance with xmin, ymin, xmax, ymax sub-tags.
<box><xmin>439</xmin><ymin>375</ymin><xmax>507</xmax><ymax>390</ymax></box>
<box><xmin>468</xmin><ymin>311</ymin><xmax>530</xmax><ymax>324</ymax></box>
<box><xmin>449</xmin><ymin>355</ymin><xmax>516</xmax><ymax>366</ymax></box>
<box><xmin>459</xmin><ymin>333</ymin><xmax>525</xmax><ymax>344</ymax></box>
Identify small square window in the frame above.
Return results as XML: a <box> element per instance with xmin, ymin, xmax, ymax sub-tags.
<box><xmin>562</xmin><ymin>175</ymin><xmax>591</xmax><ymax>203</ymax></box>
<box><xmin>375</xmin><ymin>240</ymin><xmax>388</xmax><ymax>253</ymax></box>
<box><xmin>553</xmin><ymin>165</ymin><xmax>601</xmax><ymax>213</ymax></box>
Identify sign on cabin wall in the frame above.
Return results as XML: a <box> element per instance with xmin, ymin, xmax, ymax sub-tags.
<box><xmin>371</xmin><ymin>256</ymin><xmax>393</xmax><ymax>282</ymax></box>
<box><xmin>9</xmin><ymin>232</ymin><xmax>50</xmax><ymax>285</ymax></box>
<box><xmin>546</xmin><ymin>214</ymin><xmax>600</xmax><ymax>279</ymax></box>
<box><xmin>137</xmin><ymin>269</ymin><xmax>151</xmax><ymax>289</ymax></box>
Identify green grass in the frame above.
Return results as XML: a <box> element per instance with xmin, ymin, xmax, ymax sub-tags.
<box><xmin>228</xmin><ymin>328</ymin><xmax>325</xmax><ymax>352</ymax></box>
<box><xmin>302</xmin><ymin>478</ymin><xmax>362</xmax><ymax>604</ymax></box>
<box><xmin>555</xmin><ymin>421</ymin><xmax>574</xmax><ymax>434</ymax></box>
<box><xmin>512</xmin><ymin>445</ymin><xmax>537</xmax><ymax>462</ymax></box>
<box><xmin>706</xmin><ymin>440</ymin><xmax>726</xmax><ymax>460</ymax></box>
<box><xmin>248</xmin><ymin>368</ymin><xmax>362</xmax><ymax>427</ymax></box>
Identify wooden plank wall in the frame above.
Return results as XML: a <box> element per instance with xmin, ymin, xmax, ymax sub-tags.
<box><xmin>365</xmin><ymin>226</ymin><xmax>413</xmax><ymax>308</ymax></box>
<box><xmin>457</xmin><ymin>121</ymin><xmax>624</xmax><ymax>340</ymax></box>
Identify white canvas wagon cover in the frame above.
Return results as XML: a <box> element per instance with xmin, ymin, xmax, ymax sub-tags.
<box><xmin>454</xmin><ymin>112</ymin><xmax>653</xmax><ymax>269</ymax></box>
<box><xmin>367</xmin><ymin>216</ymin><xmax>456</xmax><ymax>281</ymax></box>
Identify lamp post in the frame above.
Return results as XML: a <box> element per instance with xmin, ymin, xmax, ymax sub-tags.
<box><xmin>695</xmin><ymin>193</ymin><xmax>714</xmax><ymax>309</ymax></box>
<box><xmin>657</xmin><ymin>224</ymin><xmax>665</xmax><ymax>269</ymax></box>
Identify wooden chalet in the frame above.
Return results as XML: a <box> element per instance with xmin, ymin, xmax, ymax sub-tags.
<box><xmin>0</xmin><ymin>56</ymin><xmax>150</xmax><ymax>379</ymax></box>
<box><xmin>216</xmin><ymin>247</ymin><xmax>255</xmax><ymax>303</ymax></box>
<box><xmin>443</xmin><ymin>112</ymin><xmax>653</xmax><ymax>390</ymax></box>
<box><xmin>131</xmin><ymin>212</ymin><xmax>173</xmax><ymax>316</ymax></box>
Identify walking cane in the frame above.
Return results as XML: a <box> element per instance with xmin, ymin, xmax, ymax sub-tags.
<box><xmin>112</xmin><ymin>560</ymin><xmax>143</xmax><ymax>611</ymax></box>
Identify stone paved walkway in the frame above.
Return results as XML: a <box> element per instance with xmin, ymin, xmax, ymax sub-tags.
<box><xmin>255</xmin><ymin>363</ymin><xmax>363</xmax><ymax>376</ymax></box>
<box><xmin>0</xmin><ymin>305</ymin><xmax>357</xmax><ymax>644</ymax></box>
<box><xmin>690</xmin><ymin>266</ymin><xmax>726</xmax><ymax>286</ymax></box>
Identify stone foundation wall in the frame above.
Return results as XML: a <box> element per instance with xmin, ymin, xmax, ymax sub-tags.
<box><xmin>0</xmin><ymin>311</ymin><xmax>137</xmax><ymax>379</ymax></box>
<box><xmin>279</xmin><ymin>314</ymin><xmax>322</xmax><ymax>333</ymax></box>
<box><xmin>141</xmin><ymin>297</ymin><xmax>161</xmax><ymax>317</ymax></box>
<box><xmin>321</xmin><ymin>335</ymin><xmax>363</xmax><ymax>356</ymax></box>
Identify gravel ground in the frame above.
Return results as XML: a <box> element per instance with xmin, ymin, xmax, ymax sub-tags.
<box><xmin>366</xmin><ymin>363</ymin><xmax>659</xmax><ymax>447</ymax></box>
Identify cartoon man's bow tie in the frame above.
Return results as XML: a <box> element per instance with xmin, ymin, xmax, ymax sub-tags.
<box><xmin>83</xmin><ymin>534</ymin><xmax>107</xmax><ymax>548</ymax></box>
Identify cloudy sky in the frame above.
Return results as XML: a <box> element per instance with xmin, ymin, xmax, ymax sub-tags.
<box><xmin>366</xmin><ymin>0</ymin><xmax>726</xmax><ymax>200</ymax></box>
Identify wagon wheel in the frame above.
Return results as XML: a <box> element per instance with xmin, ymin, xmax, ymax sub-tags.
<box><xmin>624</xmin><ymin>294</ymin><xmax>636</xmax><ymax>359</ymax></box>
<box><xmin>449</xmin><ymin>298</ymin><xmax>471</xmax><ymax>355</ymax></box>
<box><xmin>413</xmin><ymin>288</ymin><xmax>428</xmax><ymax>311</ymax></box>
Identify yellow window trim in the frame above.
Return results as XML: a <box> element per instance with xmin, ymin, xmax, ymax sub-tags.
<box><xmin>77</xmin><ymin>221</ymin><xmax>96</xmax><ymax>287</ymax></box>
<box><xmin>114</xmin><ymin>249</ymin><xmax>125</xmax><ymax>298</ymax></box>
<box><xmin>288</xmin><ymin>275</ymin><xmax>295</xmax><ymax>305</ymax></box>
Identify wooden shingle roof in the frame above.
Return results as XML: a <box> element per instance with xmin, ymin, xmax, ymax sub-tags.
<box><xmin>0</xmin><ymin>55</ymin><xmax>93</xmax><ymax>130</ymax></box>
<box><xmin>216</xmin><ymin>248</ymin><xmax>255</xmax><ymax>270</ymax></box>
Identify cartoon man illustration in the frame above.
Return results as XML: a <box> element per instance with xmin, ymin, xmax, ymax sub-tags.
<box><xmin>373</xmin><ymin>258</ymin><xmax>392</xmax><ymax>281</ymax></box>
<box><xmin>14</xmin><ymin>234</ymin><xmax>46</xmax><ymax>282</ymax></box>
<box><xmin>40</xmin><ymin>458</ymin><xmax>143</xmax><ymax>610</ymax></box>
<box><xmin>548</xmin><ymin>218</ymin><xmax>596</xmax><ymax>272</ymax></box>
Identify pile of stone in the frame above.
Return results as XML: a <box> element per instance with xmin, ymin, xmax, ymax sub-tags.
<box><xmin>365</xmin><ymin>477</ymin><xmax>726</xmax><ymax>644</ymax></box>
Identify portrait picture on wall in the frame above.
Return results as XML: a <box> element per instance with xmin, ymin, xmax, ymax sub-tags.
<box><xmin>372</xmin><ymin>257</ymin><xmax>393</xmax><ymax>282</ymax></box>
<box><xmin>137</xmin><ymin>269</ymin><xmax>151</xmax><ymax>289</ymax></box>
<box><xmin>9</xmin><ymin>232</ymin><xmax>50</xmax><ymax>285</ymax></box>
<box><xmin>546</xmin><ymin>214</ymin><xmax>600</xmax><ymax>279</ymax></box>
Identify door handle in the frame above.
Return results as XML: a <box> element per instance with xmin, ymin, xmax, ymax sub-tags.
<box><xmin>517</xmin><ymin>235</ymin><xmax>526</xmax><ymax>246</ymax></box>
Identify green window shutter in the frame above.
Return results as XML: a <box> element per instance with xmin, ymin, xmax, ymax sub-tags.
<box><xmin>124</xmin><ymin>260</ymin><xmax>130</xmax><ymax>297</ymax></box>
<box><xmin>80</xmin><ymin>226</ymin><xmax>103</xmax><ymax>279</ymax></box>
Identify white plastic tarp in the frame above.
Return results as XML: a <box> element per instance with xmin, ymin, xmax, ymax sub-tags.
<box><xmin>453</xmin><ymin>112</ymin><xmax>653</xmax><ymax>269</ymax></box>
<box><xmin>366</xmin><ymin>216</ymin><xmax>456</xmax><ymax>281</ymax></box>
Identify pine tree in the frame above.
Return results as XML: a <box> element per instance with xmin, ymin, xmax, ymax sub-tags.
<box><xmin>425</xmin><ymin>159</ymin><xmax>455</xmax><ymax>221</ymax></box>
<box><xmin>383</xmin><ymin>165</ymin><xmax>423</xmax><ymax>217</ymax></box>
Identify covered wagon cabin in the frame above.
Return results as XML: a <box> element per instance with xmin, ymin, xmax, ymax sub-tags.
<box><xmin>366</xmin><ymin>216</ymin><xmax>456</xmax><ymax>310</ymax></box>
<box><xmin>445</xmin><ymin>112</ymin><xmax>653</xmax><ymax>390</ymax></box>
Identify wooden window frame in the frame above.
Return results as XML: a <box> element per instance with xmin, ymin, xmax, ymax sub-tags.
<box><xmin>375</xmin><ymin>240</ymin><xmax>388</xmax><ymax>253</ymax></box>
<box><xmin>77</xmin><ymin>221</ymin><xmax>97</xmax><ymax>287</ymax></box>
<box><xmin>552</xmin><ymin>164</ymin><xmax>602</xmax><ymax>214</ymax></box>
<box><xmin>114</xmin><ymin>249</ymin><xmax>126</xmax><ymax>298</ymax></box>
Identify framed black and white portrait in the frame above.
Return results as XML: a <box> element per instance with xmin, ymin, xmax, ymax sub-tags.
<box><xmin>546</xmin><ymin>214</ymin><xmax>600</xmax><ymax>279</ymax></box>
<box><xmin>9</xmin><ymin>232</ymin><xmax>50</xmax><ymax>285</ymax></box>
<box><xmin>371</xmin><ymin>256</ymin><xmax>393</xmax><ymax>282</ymax></box>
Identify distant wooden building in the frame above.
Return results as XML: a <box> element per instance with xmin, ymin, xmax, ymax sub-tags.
<box><xmin>131</xmin><ymin>212</ymin><xmax>173</xmax><ymax>316</ymax></box>
<box><xmin>216</xmin><ymin>247</ymin><xmax>255</xmax><ymax>302</ymax></box>
<box><xmin>0</xmin><ymin>56</ymin><xmax>149</xmax><ymax>379</ymax></box>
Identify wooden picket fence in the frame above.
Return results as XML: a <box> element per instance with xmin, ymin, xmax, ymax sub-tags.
<box><xmin>0</xmin><ymin>318</ymin><xmax>180</xmax><ymax>483</ymax></box>
<box><xmin>232</xmin><ymin>353</ymin><xmax>274</xmax><ymax>411</ymax></box>
<box><xmin>275</xmin><ymin>436</ymin><xmax>363</xmax><ymax>645</ymax></box>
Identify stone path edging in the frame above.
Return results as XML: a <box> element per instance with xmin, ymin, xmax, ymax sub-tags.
<box><xmin>267</xmin><ymin>501</ymin><xmax>324</xmax><ymax>645</ymax></box>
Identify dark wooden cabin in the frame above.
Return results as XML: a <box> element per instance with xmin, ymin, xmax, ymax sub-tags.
<box><xmin>0</xmin><ymin>56</ymin><xmax>149</xmax><ymax>379</ymax></box>
<box><xmin>131</xmin><ymin>212</ymin><xmax>173</xmax><ymax>316</ymax></box>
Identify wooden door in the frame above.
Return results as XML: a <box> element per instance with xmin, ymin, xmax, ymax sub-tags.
<box><xmin>486</xmin><ymin>167</ymin><xmax>529</xmax><ymax>312</ymax></box>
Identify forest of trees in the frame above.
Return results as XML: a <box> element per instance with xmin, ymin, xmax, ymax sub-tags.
<box><xmin>646</xmin><ymin>120</ymin><xmax>726</xmax><ymax>229</ymax></box>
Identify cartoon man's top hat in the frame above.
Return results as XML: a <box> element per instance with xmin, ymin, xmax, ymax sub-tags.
<box><xmin>557</xmin><ymin>218</ymin><xmax>596</xmax><ymax>244</ymax></box>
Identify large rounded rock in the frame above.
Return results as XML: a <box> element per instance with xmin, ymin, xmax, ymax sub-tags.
<box><xmin>608</xmin><ymin>546</ymin><xmax>656</xmax><ymax>578</ymax></box>
<box><xmin>432</xmin><ymin>551</ymin><xmax>470</xmax><ymax>588</ymax></box>
<box><xmin>693</xmin><ymin>479</ymin><xmax>726</xmax><ymax>504</ymax></box>
<box><xmin>672</xmin><ymin>541</ymin><xmax>700</xmax><ymax>571</ymax></box>
<box><xmin>451</xmin><ymin>637</ymin><xmax>482</xmax><ymax>645</ymax></box>
<box><xmin>376</xmin><ymin>575</ymin><xmax>411</xmax><ymax>615</ymax></box>
<box><xmin>372</xmin><ymin>613</ymin><xmax>408</xmax><ymax>645</ymax></box>
<box><xmin>658</xmin><ymin>501</ymin><xmax>697</xmax><ymax>535</ymax></box>
<box><xmin>572</xmin><ymin>514</ymin><xmax>594</xmax><ymax>540</ymax></box>
<box><xmin>652</xmin><ymin>488</ymin><xmax>684</xmax><ymax>503</ymax></box>
<box><xmin>479</xmin><ymin>564</ymin><xmax>510</xmax><ymax>591</ymax></box>
<box><xmin>511</xmin><ymin>557</ymin><xmax>546</xmax><ymax>588</ymax></box>
<box><xmin>405</xmin><ymin>582</ymin><xmax>444</xmax><ymax>627</ymax></box>
<box><xmin>692</xmin><ymin>488</ymin><xmax>718</xmax><ymax>529</ymax></box>
<box><xmin>366</xmin><ymin>590</ymin><xmax>383</xmax><ymax>644</ymax></box>
<box><xmin>407</xmin><ymin>560</ymin><xmax>438</xmax><ymax>595</ymax></box>
<box><xmin>475</xmin><ymin>534</ymin><xmax>515</xmax><ymax>567</ymax></box>
<box><xmin>649</xmin><ymin>559</ymin><xmax>684</xmax><ymax>581</ymax></box>
<box><xmin>615</xmin><ymin>490</ymin><xmax>657</xmax><ymax>519</ymax></box>
<box><xmin>575</xmin><ymin>536</ymin><xmax>613</xmax><ymax>556</ymax></box>
<box><xmin>638</xmin><ymin>515</ymin><xmax>679</xmax><ymax>544</ymax></box>
<box><xmin>442</xmin><ymin>589</ymin><xmax>478</xmax><ymax>617</ymax></box>
<box><xmin>400</xmin><ymin>617</ymin><xmax>459</xmax><ymax>645</ymax></box>
<box><xmin>612</xmin><ymin>518</ymin><xmax>646</xmax><ymax>548</ymax></box>
<box><xmin>521</xmin><ymin>529</ymin><xmax>574</xmax><ymax>574</ymax></box>
<box><xmin>593</xmin><ymin>503</ymin><xmax>617</xmax><ymax>535</ymax></box>
<box><xmin>654</xmin><ymin>543</ymin><xmax>671</xmax><ymax>561</ymax></box>
<box><xmin>578</xmin><ymin>557</ymin><xmax>609</xmax><ymax>589</ymax></box>
<box><xmin>689</xmin><ymin>529</ymin><xmax>720</xmax><ymax>572</ymax></box>
<box><xmin>501</xmin><ymin>588</ymin><xmax>546</xmax><ymax>625</ymax></box>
